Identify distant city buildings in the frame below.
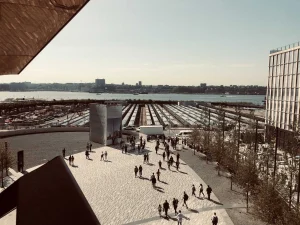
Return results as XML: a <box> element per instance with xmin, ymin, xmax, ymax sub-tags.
<box><xmin>200</xmin><ymin>83</ymin><xmax>207</xmax><ymax>88</ymax></box>
<box><xmin>0</xmin><ymin>81</ymin><xmax>266</xmax><ymax>95</ymax></box>
<box><xmin>95</xmin><ymin>79</ymin><xmax>105</xmax><ymax>88</ymax></box>
<box><xmin>266</xmin><ymin>43</ymin><xmax>300</xmax><ymax>131</ymax></box>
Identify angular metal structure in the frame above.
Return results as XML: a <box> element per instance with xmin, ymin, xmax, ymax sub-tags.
<box><xmin>0</xmin><ymin>0</ymin><xmax>90</xmax><ymax>75</ymax></box>
<box><xmin>0</xmin><ymin>156</ymin><xmax>100</xmax><ymax>225</ymax></box>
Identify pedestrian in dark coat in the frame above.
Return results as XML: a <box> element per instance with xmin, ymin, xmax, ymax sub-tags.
<box><xmin>162</xmin><ymin>152</ymin><xmax>166</xmax><ymax>161</ymax></box>
<box><xmin>156</xmin><ymin>169</ymin><xmax>161</xmax><ymax>181</ymax></box>
<box><xmin>172</xmin><ymin>198</ymin><xmax>179</xmax><ymax>215</ymax></box>
<box><xmin>163</xmin><ymin>200</ymin><xmax>170</xmax><ymax>217</ymax></box>
<box><xmin>158</xmin><ymin>160</ymin><xmax>162</xmax><ymax>169</ymax></box>
<box><xmin>62</xmin><ymin>148</ymin><xmax>66</xmax><ymax>158</ymax></box>
<box><xmin>134</xmin><ymin>166</ymin><xmax>138</xmax><ymax>178</ymax></box>
<box><xmin>192</xmin><ymin>184</ymin><xmax>196</xmax><ymax>196</ymax></box>
<box><xmin>139</xmin><ymin>165</ymin><xmax>143</xmax><ymax>177</ymax></box>
<box><xmin>207</xmin><ymin>185</ymin><xmax>212</xmax><ymax>200</ymax></box>
<box><xmin>182</xmin><ymin>191</ymin><xmax>189</xmax><ymax>208</ymax></box>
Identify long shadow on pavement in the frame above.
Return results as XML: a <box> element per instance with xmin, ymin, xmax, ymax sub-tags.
<box><xmin>160</xmin><ymin>180</ymin><xmax>168</xmax><ymax>185</ymax></box>
<box><xmin>179</xmin><ymin>170</ymin><xmax>188</xmax><ymax>175</ymax></box>
<box><xmin>188</xmin><ymin>208</ymin><xmax>199</xmax><ymax>213</ymax></box>
<box><xmin>208</xmin><ymin>199</ymin><xmax>223</xmax><ymax>205</ymax></box>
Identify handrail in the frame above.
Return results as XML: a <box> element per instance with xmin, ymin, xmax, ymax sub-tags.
<box><xmin>270</xmin><ymin>41</ymin><xmax>300</xmax><ymax>54</ymax></box>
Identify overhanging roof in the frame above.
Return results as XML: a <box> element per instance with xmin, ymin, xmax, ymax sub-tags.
<box><xmin>0</xmin><ymin>0</ymin><xmax>90</xmax><ymax>76</ymax></box>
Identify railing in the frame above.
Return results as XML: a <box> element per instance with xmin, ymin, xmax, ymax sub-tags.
<box><xmin>270</xmin><ymin>41</ymin><xmax>300</xmax><ymax>54</ymax></box>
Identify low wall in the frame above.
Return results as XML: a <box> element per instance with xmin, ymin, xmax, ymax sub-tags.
<box><xmin>0</xmin><ymin>127</ymin><xmax>89</xmax><ymax>138</ymax></box>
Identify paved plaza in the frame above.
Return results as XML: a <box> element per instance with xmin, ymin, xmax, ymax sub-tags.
<box><xmin>1</xmin><ymin>137</ymin><xmax>234</xmax><ymax>225</ymax></box>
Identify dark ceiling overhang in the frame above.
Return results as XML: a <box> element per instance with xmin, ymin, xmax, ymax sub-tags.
<box><xmin>0</xmin><ymin>0</ymin><xmax>90</xmax><ymax>75</ymax></box>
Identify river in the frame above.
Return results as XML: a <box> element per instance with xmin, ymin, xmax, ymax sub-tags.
<box><xmin>0</xmin><ymin>91</ymin><xmax>265</xmax><ymax>105</ymax></box>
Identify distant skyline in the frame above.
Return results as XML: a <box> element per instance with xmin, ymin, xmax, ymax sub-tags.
<box><xmin>1</xmin><ymin>0</ymin><xmax>300</xmax><ymax>85</ymax></box>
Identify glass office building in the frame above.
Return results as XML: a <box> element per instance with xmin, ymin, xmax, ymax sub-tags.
<box><xmin>266</xmin><ymin>43</ymin><xmax>300</xmax><ymax>130</ymax></box>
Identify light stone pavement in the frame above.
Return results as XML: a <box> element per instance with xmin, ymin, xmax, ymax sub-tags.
<box><xmin>1</xmin><ymin>139</ymin><xmax>235</xmax><ymax>225</ymax></box>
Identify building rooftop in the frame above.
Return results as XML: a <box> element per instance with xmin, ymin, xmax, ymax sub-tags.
<box><xmin>0</xmin><ymin>0</ymin><xmax>90</xmax><ymax>76</ymax></box>
<box><xmin>270</xmin><ymin>41</ymin><xmax>300</xmax><ymax>54</ymax></box>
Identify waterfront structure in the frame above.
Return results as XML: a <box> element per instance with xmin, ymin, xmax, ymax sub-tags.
<box><xmin>266</xmin><ymin>43</ymin><xmax>300</xmax><ymax>131</ymax></box>
<box><xmin>139</xmin><ymin>81</ymin><xmax>142</xmax><ymax>86</ymax></box>
<box><xmin>89</xmin><ymin>104</ymin><xmax>122</xmax><ymax>145</ymax></box>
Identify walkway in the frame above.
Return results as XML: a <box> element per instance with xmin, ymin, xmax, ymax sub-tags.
<box><xmin>1</xmin><ymin>138</ymin><xmax>234</xmax><ymax>225</ymax></box>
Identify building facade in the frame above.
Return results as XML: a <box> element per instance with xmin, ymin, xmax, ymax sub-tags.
<box><xmin>95</xmin><ymin>79</ymin><xmax>105</xmax><ymax>88</ymax></box>
<box><xmin>266</xmin><ymin>44</ymin><xmax>300</xmax><ymax>131</ymax></box>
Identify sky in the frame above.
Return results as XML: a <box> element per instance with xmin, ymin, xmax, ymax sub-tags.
<box><xmin>2</xmin><ymin>0</ymin><xmax>300</xmax><ymax>86</ymax></box>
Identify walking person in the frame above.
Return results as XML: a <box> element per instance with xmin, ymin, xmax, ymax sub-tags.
<box><xmin>162</xmin><ymin>152</ymin><xmax>166</xmax><ymax>161</ymax></box>
<box><xmin>199</xmin><ymin>184</ymin><xmax>205</xmax><ymax>198</ymax></box>
<box><xmin>151</xmin><ymin>174</ymin><xmax>156</xmax><ymax>188</ymax></box>
<box><xmin>172</xmin><ymin>198</ymin><xmax>179</xmax><ymax>215</ymax></box>
<box><xmin>158</xmin><ymin>204</ymin><xmax>162</xmax><ymax>217</ymax></box>
<box><xmin>156</xmin><ymin>169</ymin><xmax>161</xmax><ymax>181</ymax></box>
<box><xmin>139</xmin><ymin>165</ymin><xmax>143</xmax><ymax>177</ymax></box>
<box><xmin>134</xmin><ymin>166</ymin><xmax>138</xmax><ymax>178</ymax></box>
<box><xmin>89</xmin><ymin>143</ymin><xmax>92</xmax><ymax>151</ymax></box>
<box><xmin>85</xmin><ymin>150</ymin><xmax>90</xmax><ymax>159</ymax></box>
<box><xmin>143</xmin><ymin>154</ymin><xmax>147</xmax><ymax>163</ymax></box>
<box><xmin>158</xmin><ymin>160</ymin><xmax>162</xmax><ymax>169</ymax></box>
<box><xmin>155</xmin><ymin>145</ymin><xmax>158</xmax><ymax>154</ymax></box>
<box><xmin>71</xmin><ymin>155</ymin><xmax>74</xmax><ymax>166</ymax></box>
<box><xmin>104</xmin><ymin>151</ymin><xmax>108</xmax><ymax>161</ymax></box>
<box><xmin>207</xmin><ymin>185</ymin><xmax>212</xmax><ymax>200</ymax></box>
<box><xmin>176</xmin><ymin>161</ymin><xmax>180</xmax><ymax>171</ymax></box>
<box><xmin>192</xmin><ymin>184</ymin><xmax>196</xmax><ymax>197</ymax></box>
<box><xmin>182</xmin><ymin>191</ymin><xmax>189</xmax><ymax>209</ymax></box>
<box><xmin>100</xmin><ymin>152</ymin><xmax>104</xmax><ymax>161</ymax></box>
<box><xmin>125</xmin><ymin>145</ymin><xmax>128</xmax><ymax>154</ymax></box>
<box><xmin>146</xmin><ymin>153</ymin><xmax>149</xmax><ymax>163</ymax></box>
<box><xmin>62</xmin><ymin>148</ymin><xmax>66</xmax><ymax>158</ymax></box>
<box><xmin>167</xmin><ymin>160</ymin><xmax>171</xmax><ymax>170</ymax></box>
<box><xmin>68</xmin><ymin>155</ymin><xmax>71</xmax><ymax>165</ymax></box>
<box><xmin>176</xmin><ymin>153</ymin><xmax>180</xmax><ymax>162</ymax></box>
<box><xmin>177</xmin><ymin>210</ymin><xmax>189</xmax><ymax>225</ymax></box>
<box><xmin>212</xmin><ymin>212</ymin><xmax>218</xmax><ymax>225</ymax></box>
<box><xmin>163</xmin><ymin>200</ymin><xmax>170</xmax><ymax>218</ymax></box>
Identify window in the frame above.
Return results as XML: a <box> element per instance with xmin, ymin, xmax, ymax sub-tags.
<box><xmin>294</xmin><ymin>62</ymin><xmax>297</xmax><ymax>74</ymax></box>
<box><xmin>294</xmin><ymin>50</ymin><xmax>298</xmax><ymax>62</ymax></box>
<box><xmin>286</xmin><ymin>52</ymin><xmax>289</xmax><ymax>63</ymax></box>
<box><xmin>287</xmin><ymin>76</ymin><xmax>291</xmax><ymax>87</ymax></box>
<box><xmin>289</xmin><ymin>63</ymin><xmax>293</xmax><ymax>74</ymax></box>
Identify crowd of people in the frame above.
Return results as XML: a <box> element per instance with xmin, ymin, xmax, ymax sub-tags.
<box><xmin>132</xmin><ymin>134</ymin><xmax>219</xmax><ymax>224</ymax></box>
<box><xmin>62</xmin><ymin>134</ymin><xmax>219</xmax><ymax>224</ymax></box>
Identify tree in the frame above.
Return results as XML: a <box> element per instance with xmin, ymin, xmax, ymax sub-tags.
<box><xmin>253</xmin><ymin>178</ymin><xmax>300</xmax><ymax>225</ymax></box>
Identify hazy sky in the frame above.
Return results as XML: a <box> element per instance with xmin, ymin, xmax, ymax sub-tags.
<box><xmin>2</xmin><ymin>0</ymin><xmax>300</xmax><ymax>85</ymax></box>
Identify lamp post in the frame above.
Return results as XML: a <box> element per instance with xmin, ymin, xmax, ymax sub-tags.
<box><xmin>297</xmin><ymin>158</ymin><xmax>300</xmax><ymax>207</ymax></box>
<box><xmin>246</xmin><ymin>182</ymin><xmax>249</xmax><ymax>213</ymax></box>
<box><xmin>289</xmin><ymin>181</ymin><xmax>292</xmax><ymax>209</ymax></box>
